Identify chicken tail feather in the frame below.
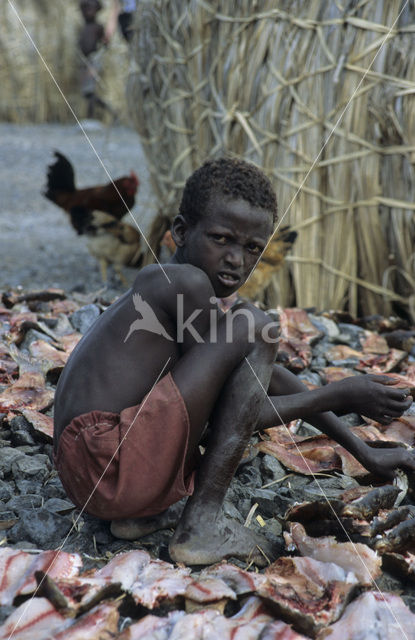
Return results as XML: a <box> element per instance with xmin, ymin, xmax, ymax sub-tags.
<box><xmin>44</xmin><ymin>150</ymin><xmax>76</xmax><ymax>201</ymax></box>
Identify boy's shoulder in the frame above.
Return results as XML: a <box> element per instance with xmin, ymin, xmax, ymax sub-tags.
<box><xmin>133</xmin><ymin>262</ymin><xmax>211</xmax><ymax>291</ymax></box>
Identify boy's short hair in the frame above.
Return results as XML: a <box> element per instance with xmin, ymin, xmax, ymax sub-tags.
<box><xmin>179</xmin><ymin>157</ymin><xmax>278</xmax><ymax>226</ymax></box>
<box><xmin>80</xmin><ymin>0</ymin><xmax>102</xmax><ymax>11</ymax></box>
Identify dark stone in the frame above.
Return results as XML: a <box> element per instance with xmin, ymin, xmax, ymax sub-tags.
<box><xmin>11</xmin><ymin>453</ymin><xmax>51</xmax><ymax>482</ymax></box>
<box><xmin>9</xmin><ymin>415</ymin><xmax>32</xmax><ymax>433</ymax></box>
<box><xmin>15</xmin><ymin>445</ymin><xmax>43</xmax><ymax>455</ymax></box>
<box><xmin>43</xmin><ymin>498</ymin><xmax>75</xmax><ymax>514</ymax></box>
<box><xmin>262</xmin><ymin>517</ymin><xmax>282</xmax><ymax>537</ymax></box>
<box><xmin>20</xmin><ymin>329</ymin><xmax>56</xmax><ymax>351</ymax></box>
<box><xmin>251</xmin><ymin>488</ymin><xmax>292</xmax><ymax>519</ymax></box>
<box><xmin>42</xmin><ymin>475</ymin><xmax>66</xmax><ymax>499</ymax></box>
<box><xmin>311</xmin><ymin>356</ymin><xmax>328</xmax><ymax>368</ymax></box>
<box><xmin>42</xmin><ymin>444</ymin><xmax>54</xmax><ymax>462</ymax></box>
<box><xmin>0</xmin><ymin>448</ymin><xmax>25</xmax><ymax>477</ymax></box>
<box><xmin>10</xmin><ymin>430</ymin><xmax>36</xmax><ymax>447</ymax></box>
<box><xmin>8</xmin><ymin>508</ymin><xmax>72</xmax><ymax>548</ymax></box>
<box><xmin>223</xmin><ymin>499</ymin><xmax>244</xmax><ymax>523</ymax></box>
<box><xmin>0</xmin><ymin>479</ymin><xmax>13</xmax><ymax>501</ymax></box>
<box><xmin>236</xmin><ymin>465</ymin><xmax>262</xmax><ymax>488</ymax></box>
<box><xmin>260</xmin><ymin>454</ymin><xmax>286</xmax><ymax>482</ymax></box>
<box><xmin>70</xmin><ymin>304</ymin><xmax>100</xmax><ymax>334</ymax></box>
<box><xmin>15</xmin><ymin>479</ymin><xmax>41</xmax><ymax>495</ymax></box>
<box><xmin>94</xmin><ymin>528</ymin><xmax>113</xmax><ymax>545</ymax></box>
<box><xmin>13</xmin><ymin>541</ymin><xmax>38</xmax><ymax>550</ymax></box>
<box><xmin>6</xmin><ymin>494</ymin><xmax>43</xmax><ymax>512</ymax></box>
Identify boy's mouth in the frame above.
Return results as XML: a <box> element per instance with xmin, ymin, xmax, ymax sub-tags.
<box><xmin>217</xmin><ymin>271</ymin><xmax>241</xmax><ymax>288</ymax></box>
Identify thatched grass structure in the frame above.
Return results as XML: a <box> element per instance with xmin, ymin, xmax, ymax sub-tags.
<box><xmin>127</xmin><ymin>0</ymin><xmax>415</xmax><ymax>320</ymax></box>
<box><xmin>0</xmin><ymin>0</ymin><xmax>128</xmax><ymax>123</ymax></box>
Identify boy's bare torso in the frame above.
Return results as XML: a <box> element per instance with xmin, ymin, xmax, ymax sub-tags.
<box><xmin>54</xmin><ymin>263</ymin><xmax>196</xmax><ymax>443</ymax></box>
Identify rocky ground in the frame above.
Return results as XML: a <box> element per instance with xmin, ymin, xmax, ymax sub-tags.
<box><xmin>2</xmin><ymin>123</ymin><xmax>415</xmax><ymax>637</ymax></box>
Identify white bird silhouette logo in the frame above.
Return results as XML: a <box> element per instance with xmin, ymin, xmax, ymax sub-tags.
<box><xmin>124</xmin><ymin>293</ymin><xmax>173</xmax><ymax>342</ymax></box>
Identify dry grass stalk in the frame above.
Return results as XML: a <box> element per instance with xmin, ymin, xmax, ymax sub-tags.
<box><xmin>0</xmin><ymin>0</ymin><xmax>129</xmax><ymax>123</ymax></box>
<box><xmin>127</xmin><ymin>0</ymin><xmax>415</xmax><ymax>319</ymax></box>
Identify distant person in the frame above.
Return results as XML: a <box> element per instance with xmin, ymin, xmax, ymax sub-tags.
<box><xmin>78</xmin><ymin>0</ymin><xmax>117</xmax><ymax>121</ymax></box>
<box><xmin>105</xmin><ymin>0</ymin><xmax>137</xmax><ymax>44</ymax></box>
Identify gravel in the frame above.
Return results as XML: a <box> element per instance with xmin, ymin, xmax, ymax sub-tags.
<box><xmin>0</xmin><ymin>121</ymin><xmax>158</xmax><ymax>297</ymax></box>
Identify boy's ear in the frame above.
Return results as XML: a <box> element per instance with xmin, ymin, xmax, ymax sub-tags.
<box><xmin>171</xmin><ymin>214</ymin><xmax>189</xmax><ymax>247</ymax></box>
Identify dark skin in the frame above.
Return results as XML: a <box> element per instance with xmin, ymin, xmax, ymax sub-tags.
<box><xmin>54</xmin><ymin>191</ymin><xmax>414</xmax><ymax>565</ymax></box>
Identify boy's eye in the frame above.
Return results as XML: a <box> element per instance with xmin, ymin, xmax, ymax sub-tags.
<box><xmin>246</xmin><ymin>243</ymin><xmax>263</xmax><ymax>255</ymax></box>
<box><xmin>211</xmin><ymin>234</ymin><xmax>228</xmax><ymax>245</ymax></box>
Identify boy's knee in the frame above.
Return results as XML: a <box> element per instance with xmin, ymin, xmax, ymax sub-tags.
<box><xmin>229</xmin><ymin>304</ymin><xmax>279</xmax><ymax>351</ymax></box>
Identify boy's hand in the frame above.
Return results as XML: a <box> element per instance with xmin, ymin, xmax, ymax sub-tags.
<box><xmin>360</xmin><ymin>445</ymin><xmax>415</xmax><ymax>480</ymax></box>
<box><xmin>335</xmin><ymin>374</ymin><xmax>412</xmax><ymax>424</ymax></box>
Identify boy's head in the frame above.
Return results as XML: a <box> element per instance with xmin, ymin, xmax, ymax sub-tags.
<box><xmin>173</xmin><ymin>157</ymin><xmax>278</xmax><ymax>297</ymax></box>
<box><xmin>80</xmin><ymin>0</ymin><xmax>102</xmax><ymax>21</ymax></box>
<box><xmin>179</xmin><ymin>157</ymin><xmax>277</xmax><ymax>227</ymax></box>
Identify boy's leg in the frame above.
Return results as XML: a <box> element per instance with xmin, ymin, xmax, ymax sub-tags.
<box><xmin>113</xmin><ymin>306</ymin><xmax>278</xmax><ymax>564</ymax></box>
<box><xmin>169</xmin><ymin>323</ymin><xmax>279</xmax><ymax>565</ymax></box>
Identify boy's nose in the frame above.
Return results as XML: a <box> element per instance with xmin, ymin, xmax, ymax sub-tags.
<box><xmin>224</xmin><ymin>246</ymin><xmax>243</xmax><ymax>268</ymax></box>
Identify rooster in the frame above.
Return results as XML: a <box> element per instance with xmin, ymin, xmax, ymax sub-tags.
<box><xmin>69</xmin><ymin>207</ymin><xmax>143</xmax><ymax>285</ymax></box>
<box><xmin>44</xmin><ymin>151</ymin><xmax>139</xmax><ymax>220</ymax></box>
<box><xmin>44</xmin><ymin>152</ymin><xmax>142</xmax><ymax>285</ymax></box>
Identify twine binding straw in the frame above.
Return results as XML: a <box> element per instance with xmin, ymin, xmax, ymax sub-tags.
<box><xmin>127</xmin><ymin>0</ymin><xmax>415</xmax><ymax>320</ymax></box>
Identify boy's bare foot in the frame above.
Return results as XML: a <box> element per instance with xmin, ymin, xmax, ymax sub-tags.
<box><xmin>110</xmin><ymin>501</ymin><xmax>185</xmax><ymax>540</ymax></box>
<box><xmin>169</xmin><ymin>517</ymin><xmax>275</xmax><ymax>567</ymax></box>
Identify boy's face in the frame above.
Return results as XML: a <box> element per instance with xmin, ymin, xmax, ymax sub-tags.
<box><xmin>81</xmin><ymin>1</ymin><xmax>99</xmax><ymax>21</ymax></box>
<box><xmin>175</xmin><ymin>192</ymin><xmax>274</xmax><ymax>298</ymax></box>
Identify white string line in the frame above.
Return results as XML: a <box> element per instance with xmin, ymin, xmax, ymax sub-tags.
<box><xmin>245</xmin><ymin>357</ymin><xmax>409</xmax><ymax>640</ymax></box>
<box><xmin>243</xmin><ymin>0</ymin><xmax>408</xmax><ymax>287</ymax></box>
<box><xmin>6</xmin><ymin>357</ymin><xmax>171</xmax><ymax>640</ymax></box>
<box><xmin>7</xmin><ymin>0</ymin><xmax>171</xmax><ymax>285</ymax></box>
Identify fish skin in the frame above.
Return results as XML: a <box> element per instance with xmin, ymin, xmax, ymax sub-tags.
<box><xmin>0</xmin><ymin>548</ymin><xmax>34</xmax><ymax>606</ymax></box>
<box><xmin>51</xmin><ymin>603</ymin><xmax>119</xmax><ymax>640</ymax></box>
<box><xmin>0</xmin><ymin>548</ymin><xmax>82</xmax><ymax>607</ymax></box>
<box><xmin>117</xmin><ymin>611</ymin><xmax>185</xmax><ymax>639</ymax></box>
<box><xmin>0</xmin><ymin>597</ymin><xmax>69</xmax><ymax>640</ymax></box>
<box><xmin>257</xmin><ymin>557</ymin><xmax>358</xmax><ymax>636</ymax></box>
<box><xmin>316</xmin><ymin>591</ymin><xmax>415</xmax><ymax>639</ymax></box>
<box><xmin>375</xmin><ymin>517</ymin><xmax>415</xmax><ymax>554</ymax></box>
<box><xmin>286</xmin><ymin>523</ymin><xmax>382</xmax><ymax>585</ymax></box>
<box><xmin>341</xmin><ymin>485</ymin><xmax>401</xmax><ymax>520</ymax></box>
<box><xmin>370</xmin><ymin>505</ymin><xmax>415</xmax><ymax>537</ymax></box>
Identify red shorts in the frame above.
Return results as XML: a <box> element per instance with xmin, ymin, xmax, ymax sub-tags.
<box><xmin>54</xmin><ymin>373</ymin><xmax>196</xmax><ymax>520</ymax></box>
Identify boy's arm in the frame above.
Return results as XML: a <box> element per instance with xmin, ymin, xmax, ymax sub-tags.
<box><xmin>104</xmin><ymin>0</ymin><xmax>121</xmax><ymax>43</ymax></box>
<box><xmin>262</xmin><ymin>365</ymin><xmax>415</xmax><ymax>479</ymax></box>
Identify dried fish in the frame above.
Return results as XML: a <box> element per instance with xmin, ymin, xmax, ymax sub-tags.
<box><xmin>0</xmin><ymin>371</ymin><xmax>54</xmax><ymax>413</ymax></box>
<box><xmin>341</xmin><ymin>485</ymin><xmax>401</xmax><ymax>520</ymax></box>
<box><xmin>52</xmin><ymin>603</ymin><xmax>119</xmax><ymax>639</ymax></box>
<box><xmin>360</xmin><ymin>331</ymin><xmax>390</xmax><ymax>355</ymax></box>
<box><xmin>285</xmin><ymin>523</ymin><xmax>381</xmax><ymax>585</ymax></box>
<box><xmin>117</xmin><ymin>610</ymin><xmax>185</xmax><ymax>639</ymax></box>
<box><xmin>371</xmin><ymin>506</ymin><xmax>415</xmax><ymax>537</ymax></box>
<box><xmin>318</xmin><ymin>366</ymin><xmax>357</xmax><ymax>384</ymax></box>
<box><xmin>256</xmin><ymin>557</ymin><xmax>358</xmax><ymax>636</ymax></box>
<box><xmin>28</xmin><ymin>339</ymin><xmax>68</xmax><ymax>379</ymax></box>
<box><xmin>0</xmin><ymin>547</ymin><xmax>81</xmax><ymax>606</ymax></box>
<box><xmin>374</xmin><ymin>517</ymin><xmax>415</xmax><ymax>554</ymax></box>
<box><xmin>0</xmin><ymin>597</ymin><xmax>69</xmax><ymax>640</ymax></box>
<box><xmin>317</xmin><ymin>591</ymin><xmax>415</xmax><ymax>639</ymax></box>
<box><xmin>21</xmin><ymin>408</ymin><xmax>54</xmax><ymax>442</ymax></box>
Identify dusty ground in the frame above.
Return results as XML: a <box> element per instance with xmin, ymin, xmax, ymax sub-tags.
<box><xmin>0</xmin><ymin>121</ymin><xmax>158</xmax><ymax>297</ymax></box>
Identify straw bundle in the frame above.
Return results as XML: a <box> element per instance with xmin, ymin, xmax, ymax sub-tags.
<box><xmin>127</xmin><ymin>0</ymin><xmax>415</xmax><ymax>319</ymax></box>
<box><xmin>0</xmin><ymin>0</ymin><xmax>129</xmax><ymax>123</ymax></box>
